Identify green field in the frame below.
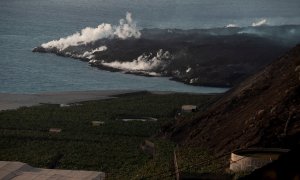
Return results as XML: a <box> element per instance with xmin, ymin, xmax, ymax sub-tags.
<box><xmin>0</xmin><ymin>92</ymin><xmax>220</xmax><ymax>179</ymax></box>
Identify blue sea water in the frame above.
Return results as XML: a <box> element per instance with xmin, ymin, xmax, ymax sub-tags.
<box><xmin>0</xmin><ymin>0</ymin><xmax>299</xmax><ymax>93</ymax></box>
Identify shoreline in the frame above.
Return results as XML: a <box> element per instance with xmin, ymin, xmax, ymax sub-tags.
<box><xmin>34</xmin><ymin>50</ymin><xmax>233</xmax><ymax>88</ymax></box>
<box><xmin>32</xmin><ymin>25</ymin><xmax>300</xmax><ymax>89</ymax></box>
<box><xmin>0</xmin><ymin>90</ymin><xmax>218</xmax><ymax>111</ymax></box>
<box><xmin>0</xmin><ymin>90</ymin><xmax>138</xmax><ymax>111</ymax></box>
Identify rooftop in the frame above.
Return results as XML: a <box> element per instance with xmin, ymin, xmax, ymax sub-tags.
<box><xmin>0</xmin><ymin>161</ymin><xmax>105</xmax><ymax>180</ymax></box>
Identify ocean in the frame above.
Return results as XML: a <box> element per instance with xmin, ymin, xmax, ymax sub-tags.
<box><xmin>1</xmin><ymin>0</ymin><xmax>299</xmax><ymax>93</ymax></box>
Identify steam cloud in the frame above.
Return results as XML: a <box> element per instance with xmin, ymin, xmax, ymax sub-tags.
<box><xmin>101</xmin><ymin>49</ymin><xmax>171</xmax><ymax>72</ymax></box>
<box><xmin>252</xmin><ymin>19</ymin><xmax>268</xmax><ymax>27</ymax></box>
<box><xmin>225</xmin><ymin>19</ymin><xmax>268</xmax><ymax>28</ymax></box>
<box><xmin>225</xmin><ymin>24</ymin><xmax>238</xmax><ymax>28</ymax></box>
<box><xmin>41</xmin><ymin>12</ymin><xmax>141</xmax><ymax>50</ymax></box>
<box><xmin>82</xmin><ymin>46</ymin><xmax>107</xmax><ymax>59</ymax></box>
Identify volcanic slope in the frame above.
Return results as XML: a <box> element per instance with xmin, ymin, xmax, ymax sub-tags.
<box><xmin>164</xmin><ymin>45</ymin><xmax>300</xmax><ymax>154</ymax></box>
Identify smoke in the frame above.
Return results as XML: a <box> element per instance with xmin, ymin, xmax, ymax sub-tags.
<box><xmin>252</xmin><ymin>19</ymin><xmax>268</xmax><ymax>27</ymax></box>
<box><xmin>81</xmin><ymin>46</ymin><xmax>107</xmax><ymax>59</ymax></box>
<box><xmin>186</xmin><ymin>67</ymin><xmax>192</xmax><ymax>73</ymax></box>
<box><xmin>225</xmin><ymin>19</ymin><xmax>268</xmax><ymax>28</ymax></box>
<box><xmin>100</xmin><ymin>49</ymin><xmax>171</xmax><ymax>71</ymax></box>
<box><xmin>41</xmin><ymin>12</ymin><xmax>141</xmax><ymax>50</ymax></box>
<box><xmin>225</xmin><ymin>24</ymin><xmax>238</xmax><ymax>28</ymax></box>
<box><xmin>236</xmin><ymin>18</ymin><xmax>270</xmax><ymax>35</ymax></box>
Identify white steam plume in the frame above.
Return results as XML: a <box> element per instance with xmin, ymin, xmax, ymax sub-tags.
<box><xmin>252</xmin><ymin>19</ymin><xmax>268</xmax><ymax>27</ymax></box>
<box><xmin>101</xmin><ymin>49</ymin><xmax>171</xmax><ymax>71</ymax></box>
<box><xmin>82</xmin><ymin>46</ymin><xmax>107</xmax><ymax>59</ymax></box>
<box><xmin>225</xmin><ymin>24</ymin><xmax>238</xmax><ymax>28</ymax></box>
<box><xmin>41</xmin><ymin>12</ymin><xmax>141</xmax><ymax>50</ymax></box>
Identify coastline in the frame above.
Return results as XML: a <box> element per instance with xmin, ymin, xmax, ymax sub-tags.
<box><xmin>0</xmin><ymin>90</ymin><xmax>213</xmax><ymax>111</ymax></box>
<box><xmin>0</xmin><ymin>90</ymin><xmax>138</xmax><ymax>111</ymax></box>
<box><xmin>32</xmin><ymin>26</ymin><xmax>300</xmax><ymax>89</ymax></box>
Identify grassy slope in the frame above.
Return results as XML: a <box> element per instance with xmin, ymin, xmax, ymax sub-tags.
<box><xmin>0</xmin><ymin>92</ymin><xmax>219</xmax><ymax>179</ymax></box>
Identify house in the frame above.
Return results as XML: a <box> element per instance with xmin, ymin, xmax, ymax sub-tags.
<box><xmin>49</xmin><ymin>128</ymin><xmax>62</xmax><ymax>133</ymax></box>
<box><xmin>92</xmin><ymin>121</ymin><xmax>105</xmax><ymax>126</ymax></box>
<box><xmin>229</xmin><ymin>148</ymin><xmax>290</xmax><ymax>173</ymax></box>
<box><xmin>181</xmin><ymin>105</ymin><xmax>198</xmax><ymax>113</ymax></box>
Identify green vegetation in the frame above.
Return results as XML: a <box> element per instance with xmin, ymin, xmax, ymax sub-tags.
<box><xmin>0</xmin><ymin>92</ymin><xmax>219</xmax><ymax>179</ymax></box>
<box><xmin>132</xmin><ymin>139</ymin><xmax>175</xmax><ymax>180</ymax></box>
<box><xmin>176</xmin><ymin>147</ymin><xmax>225</xmax><ymax>175</ymax></box>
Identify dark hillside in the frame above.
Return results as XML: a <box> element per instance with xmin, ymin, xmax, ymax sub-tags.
<box><xmin>163</xmin><ymin>45</ymin><xmax>300</xmax><ymax>154</ymax></box>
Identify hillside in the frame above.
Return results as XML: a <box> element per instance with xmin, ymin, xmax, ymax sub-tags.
<box><xmin>163</xmin><ymin>45</ymin><xmax>300</xmax><ymax>154</ymax></box>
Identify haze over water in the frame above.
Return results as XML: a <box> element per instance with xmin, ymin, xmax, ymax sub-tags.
<box><xmin>1</xmin><ymin>0</ymin><xmax>300</xmax><ymax>93</ymax></box>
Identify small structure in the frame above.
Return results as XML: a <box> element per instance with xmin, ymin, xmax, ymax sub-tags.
<box><xmin>60</xmin><ymin>104</ymin><xmax>70</xmax><ymax>107</ymax></box>
<box><xmin>0</xmin><ymin>161</ymin><xmax>105</xmax><ymax>180</ymax></box>
<box><xmin>181</xmin><ymin>105</ymin><xmax>198</xmax><ymax>113</ymax></box>
<box><xmin>49</xmin><ymin>128</ymin><xmax>62</xmax><ymax>133</ymax></box>
<box><xmin>121</xmin><ymin>117</ymin><xmax>158</xmax><ymax>122</ymax></box>
<box><xmin>229</xmin><ymin>148</ymin><xmax>290</xmax><ymax>173</ymax></box>
<box><xmin>140</xmin><ymin>140</ymin><xmax>155</xmax><ymax>157</ymax></box>
<box><xmin>173</xmin><ymin>150</ymin><xmax>180</xmax><ymax>180</ymax></box>
<box><xmin>92</xmin><ymin>121</ymin><xmax>105</xmax><ymax>126</ymax></box>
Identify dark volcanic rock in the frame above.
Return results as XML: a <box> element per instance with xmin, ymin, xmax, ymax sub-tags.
<box><xmin>32</xmin><ymin>46</ymin><xmax>47</xmax><ymax>53</ymax></box>
<box><xmin>33</xmin><ymin>26</ymin><xmax>300</xmax><ymax>87</ymax></box>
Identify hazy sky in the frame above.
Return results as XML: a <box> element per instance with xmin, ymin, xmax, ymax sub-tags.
<box><xmin>1</xmin><ymin>0</ymin><xmax>300</xmax><ymax>28</ymax></box>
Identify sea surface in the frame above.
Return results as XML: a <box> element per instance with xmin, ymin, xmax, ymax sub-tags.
<box><xmin>1</xmin><ymin>0</ymin><xmax>299</xmax><ymax>94</ymax></box>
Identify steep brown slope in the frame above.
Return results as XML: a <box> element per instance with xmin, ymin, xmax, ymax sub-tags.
<box><xmin>164</xmin><ymin>45</ymin><xmax>300</xmax><ymax>154</ymax></box>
